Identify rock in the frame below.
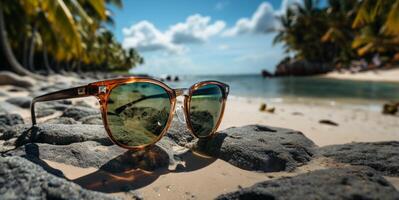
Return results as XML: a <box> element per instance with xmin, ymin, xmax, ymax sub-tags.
<box><xmin>0</xmin><ymin>124</ymin><xmax>112</xmax><ymax>148</ymax></box>
<box><xmin>382</xmin><ymin>102</ymin><xmax>399</xmax><ymax>115</ymax></box>
<box><xmin>261</xmin><ymin>69</ymin><xmax>273</xmax><ymax>78</ymax></box>
<box><xmin>319</xmin><ymin>141</ymin><xmax>399</xmax><ymax>176</ymax></box>
<box><xmin>217</xmin><ymin>167</ymin><xmax>399</xmax><ymax>200</ymax></box>
<box><xmin>0</xmin><ymin>114</ymin><xmax>24</xmax><ymax>129</ymax></box>
<box><xmin>0</xmin><ymin>91</ymin><xmax>7</xmax><ymax>97</ymax></box>
<box><xmin>195</xmin><ymin>125</ymin><xmax>316</xmax><ymax>172</ymax></box>
<box><xmin>7</xmin><ymin>86</ymin><xmax>27</xmax><ymax>92</ymax></box>
<box><xmin>41</xmin><ymin>100</ymin><xmax>72</xmax><ymax>107</ymax></box>
<box><xmin>166</xmin><ymin>118</ymin><xmax>196</xmax><ymax>147</ymax></box>
<box><xmin>36</xmin><ymin>109</ymin><xmax>55</xmax><ymax>118</ymax></box>
<box><xmin>0</xmin><ymin>105</ymin><xmax>6</xmax><ymax>114</ymax></box>
<box><xmin>274</xmin><ymin>57</ymin><xmax>333</xmax><ymax>76</ymax></box>
<box><xmin>0</xmin><ymin>71</ymin><xmax>35</xmax><ymax>87</ymax></box>
<box><xmin>39</xmin><ymin>102</ymin><xmax>71</xmax><ymax>112</ymax></box>
<box><xmin>5</xmin><ymin>97</ymin><xmax>32</xmax><ymax>108</ymax></box>
<box><xmin>259</xmin><ymin>103</ymin><xmax>267</xmax><ymax>111</ymax></box>
<box><xmin>5</xmin><ymin>141</ymin><xmax>123</xmax><ymax>168</ymax></box>
<box><xmin>259</xmin><ymin>104</ymin><xmax>275</xmax><ymax>113</ymax></box>
<box><xmin>266</xmin><ymin>107</ymin><xmax>275</xmax><ymax>113</ymax></box>
<box><xmin>61</xmin><ymin>106</ymin><xmax>100</xmax><ymax>120</ymax></box>
<box><xmin>319</xmin><ymin>119</ymin><xmax>339</xmax><ymax>126</ymax></box>
<box><xmin>0</xmin><ymin>101</ymin><xmax>21</xmax><ymax>114</ymax></box>
<box><xmin>75</xmin><ymin>100</ymin><xmax>93</xmax><ymax>108</ymax></box>
<box><xmin>45</xmin><ymin>117</ymin><xmax>78</xmax><ymax>124</ymax></box>
<box><xmin>5</xmin><ymin>141</ymin><xmax>171</xmax><ymax>171</ymax></box>
<box><xmin>0</xmin><ymin>156</ymin><xmax>120</xmax><ymax>200</ymax></box>
<box><xmin>292</xmin><ymin>112</ymin><xmax>304</xmax><ymax>116</ymax></box>
<box><xmin>79</xmin><ymin>115</ymin><xmax>103</xmax><ymax>125</ymax></box>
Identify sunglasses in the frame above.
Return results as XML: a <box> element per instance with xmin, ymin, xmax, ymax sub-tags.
<box><xmin>31</xmin><ymin>77</ymin><xmax>229</xmax><ymax>150</ymax></box>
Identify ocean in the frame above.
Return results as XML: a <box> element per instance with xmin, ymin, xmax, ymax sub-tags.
<box><xmin>165</xmin><ymin>74</ymin><xmax>399</xmax><ymax>109</ymax></box>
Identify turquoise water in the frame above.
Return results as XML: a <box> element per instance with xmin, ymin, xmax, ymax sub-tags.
<box><xmin>166</xmin><ymin>74</ymin><xmax>399</xmax><ymax>104</ymax></box>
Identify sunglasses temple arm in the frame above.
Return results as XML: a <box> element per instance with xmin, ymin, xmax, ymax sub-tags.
<box><xmin>31</xmin><ymin>85</ymin><xmax>98</xmax><ymax>126</ymax></box>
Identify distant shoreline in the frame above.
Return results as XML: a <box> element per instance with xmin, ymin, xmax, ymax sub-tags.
<box><xmin>320</xmin><ymin>68</ymin><xmax>399</xmax><ymax>83</ymax></box>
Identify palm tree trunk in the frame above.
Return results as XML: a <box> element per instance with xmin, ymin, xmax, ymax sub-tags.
<box><xmin>28</xmin><ymin>25</ymin><xmax>37</xmax><ymax>71</ymax></box>
<box><xmin>42</xmin><ymin>46</ymin><xmax>53</xmax><ymax>74</ymax></box>
<box><xmin>0</xmin><ymin>7</ymin><xmax>37</xmax><ymax>77</ymax></box>
<box><xmin>22</xmin><ymin>35</ymin><xmax>29</xmax><ymax>68</ymax></box>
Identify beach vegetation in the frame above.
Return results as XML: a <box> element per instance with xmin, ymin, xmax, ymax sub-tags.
<box><xmin>273</xmin><ymin>0</ymin><xmax>399</xmax><ymax>75</ymax></box>
<box><xmin>0</xmin><ymin>0</ymin><xmax>143</xmax><ymax>76</ymax></box>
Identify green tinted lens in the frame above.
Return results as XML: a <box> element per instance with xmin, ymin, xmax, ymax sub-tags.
<box><xmin>189</xmin><ymin>84</ymin><xmax>223</xmax><ymax>137</ymax></box>
<box><xmin>106</xmin><ymin>82</ymin><xmax>171</xmax><ymax>147</ymax></box>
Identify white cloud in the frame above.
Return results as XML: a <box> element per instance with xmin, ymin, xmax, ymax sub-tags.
<box><xmin>167</xmin><ymin>14</ymin><xmax>225</xmax><ymax>44</ymax></box>
<box><xmin>122</xmin><ymin>14</ymin><xmax>225</xmax><ymax>54</ymax></box>
<box><xmin>122</xmin><ymin>21</ymin><xmax>183</xmax><ymax>53</ymax></box>
<box><xmin>223</xmin><ymin>2</ymin><xmax>276</xmax><ymax>36</ymax></box>
<box><xmin>223</xmin><ymin>1</ymin><xmax>301</xmax><ymax>37</ymax></box>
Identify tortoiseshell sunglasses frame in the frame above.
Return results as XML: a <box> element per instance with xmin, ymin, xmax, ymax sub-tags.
<box><xmin>31</xmin><ymin>77</ymin><xmax>229</xmax><ymax>150</ymax></box>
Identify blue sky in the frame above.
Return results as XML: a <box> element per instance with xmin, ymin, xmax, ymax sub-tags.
<box><xmin>108</xmin><ymin>0</ymin><xmax>299</xmax><ymax>75</ymax></box>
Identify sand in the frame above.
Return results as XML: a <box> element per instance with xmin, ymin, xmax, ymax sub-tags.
<box><xmin>322</xmin><ymin>68</ymin><xmax>399</xmax><ymax>83</ymax></box>
<box><xmin>221</xmin><ymin>97</ymin><xmax>399</xmax><ymax>146</ymax></box>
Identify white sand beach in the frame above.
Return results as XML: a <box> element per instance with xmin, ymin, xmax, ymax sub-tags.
<box><xmin>322</xmin><ymin>68</ymin><xmax>399</xmax><ymax>83</ymax></box>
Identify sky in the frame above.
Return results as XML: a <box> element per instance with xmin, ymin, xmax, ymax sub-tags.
<box><xmin>108</xmin><ymin>0</ymin><xmax>302</xmax><ymax>75</ymax></box>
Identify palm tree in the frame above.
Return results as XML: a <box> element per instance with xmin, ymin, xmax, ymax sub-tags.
<box><xmin>0</xmin><ymin>4</ymin><xmax>38</xmax><ymax>77</ymax></box>
<box><xmin>1</xmin><ymin>0</ymin><xmax>142</xmax><ymax>76</ymax></box>
<box><xmin>321</xmin><ymin>0</ymin><xmax>357</xmax><ymax>66</ymax></box>
<box><xmin>352</xmin><ymin>0</ymin><xmax>399</xmax><ymax>57</ymax></box>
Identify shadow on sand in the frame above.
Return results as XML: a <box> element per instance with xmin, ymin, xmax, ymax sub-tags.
<box><xmin>72</xmin><ymin>146</ymin><xmax>216</xmax><ymax>193</ymax></box>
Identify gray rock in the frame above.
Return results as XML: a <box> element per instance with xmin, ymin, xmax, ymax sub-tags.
<box><xmin>195</xmin><ymin>125</ymin><xmax>316</xmax><ymax>172</ymax></box>
<box><xmin>0</xmin><ymin>91</ymin><xmax>7</xmax><ymax>97</ymax></box>
<box><xmin>7</xmin><ymin>86</ymin><xmax>27</xmax><ymax>92</ymax></box>
<box><xmin>39</xmin><ymin>100</ymin><xmax>72</xmax><ymax>110</ymax></box>
<box><xmin>39</xmin><ymin>102</ymin><xmax>71</xmax><ymax>112</ymax></box>
<box><xmin>79</xmin><ymin>115</ymin><xmax>103</xmax><ymax>125</ymax></box>
<box><xmin>45</xmin><ymin>117</ymin><xmax>78</xmax><ymax>124</ymax></box>
<box><xmin>0</xmin><ymin>105</ymin><xmax>6</xmax><ymax>114</ymax></box>
<box><xmin>36</xmin><ymin>109</ymin><xmax>56</xmax><ymax>118</ymax></box>
<box><xmin>5</xmin><ymin>141</ymin><xmax>124</xmax><ymax>168</ymax></box>
<box><xmin>0</xmin><ymin>124</ymin><xmax>112</xmax><ymax>148</ymax></box>
<box><xmin>0</xmin><ymin>101</ymin><xmax>25</xmax><ymax>114</ymax></box>
<box><xmin>0</xmin><ymin>71</ymin><xmax>35</xmax><ymax>87</ymax></box>
<box><xmin>217</xmin><ymin>167</ymin><xmax>399</xmax><ymax>200</ymax></box>
<box><xmin>319</xmin><ymin>141</ymin><xmax>399</xmax><ymax>176</ymax></box>
<box><xmin>5</xmin><ymin>141</ymin><xmax>170</xmax><ymax>171</ymax></box>
<box><xmin>62</xmin><ymin>106</ymin><xmax>100</xmax><ymax>120</ymax></box>
<box><xmin>0</xmin><ymin>114</ymin><xmax>24</xmax><ymax>135</ymax></box>
<box><xmin>5</xmin><ymin>97</ymin><xmax>32</xmax><ymax>108</ymax></box>
<box><xmin>75</xmin><ymin>100</ymin><xmax>94</xmax><ymax>108</ymax></box>
<box><xmin>166</xmin><ymin>118</ymin><xmax>196</xmax><ymax>147</ymax></box>
<box><xmin>0</xmin><ymin>156</ymin><xmax>120</xmax><ymax>200</ymax></box>
<box><xmin>0</xmin><ymin>113</ymin><xmax>24</xmax><ymax>129</ymax></box>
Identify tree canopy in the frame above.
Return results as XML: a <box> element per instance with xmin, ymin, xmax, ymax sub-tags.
<box><xmin>274</xmin><ymin>0</ymin><xmax>399</xmax><ymax>70</ymax></box>
<box><xmin>0</xmin><ymin>0</ymin><xmax>143</xmax><ymax>76</ymax></box>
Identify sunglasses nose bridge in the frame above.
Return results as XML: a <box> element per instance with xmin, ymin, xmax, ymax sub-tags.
<box><xmin>174</xmin><ymin>88</ymin><xmax>189</xmax><ymax>97</ymax></box>
<box><xmin>175</xmin><ymin>105</ymin><xmax>186</xmax><ymax>123</ymax></box>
